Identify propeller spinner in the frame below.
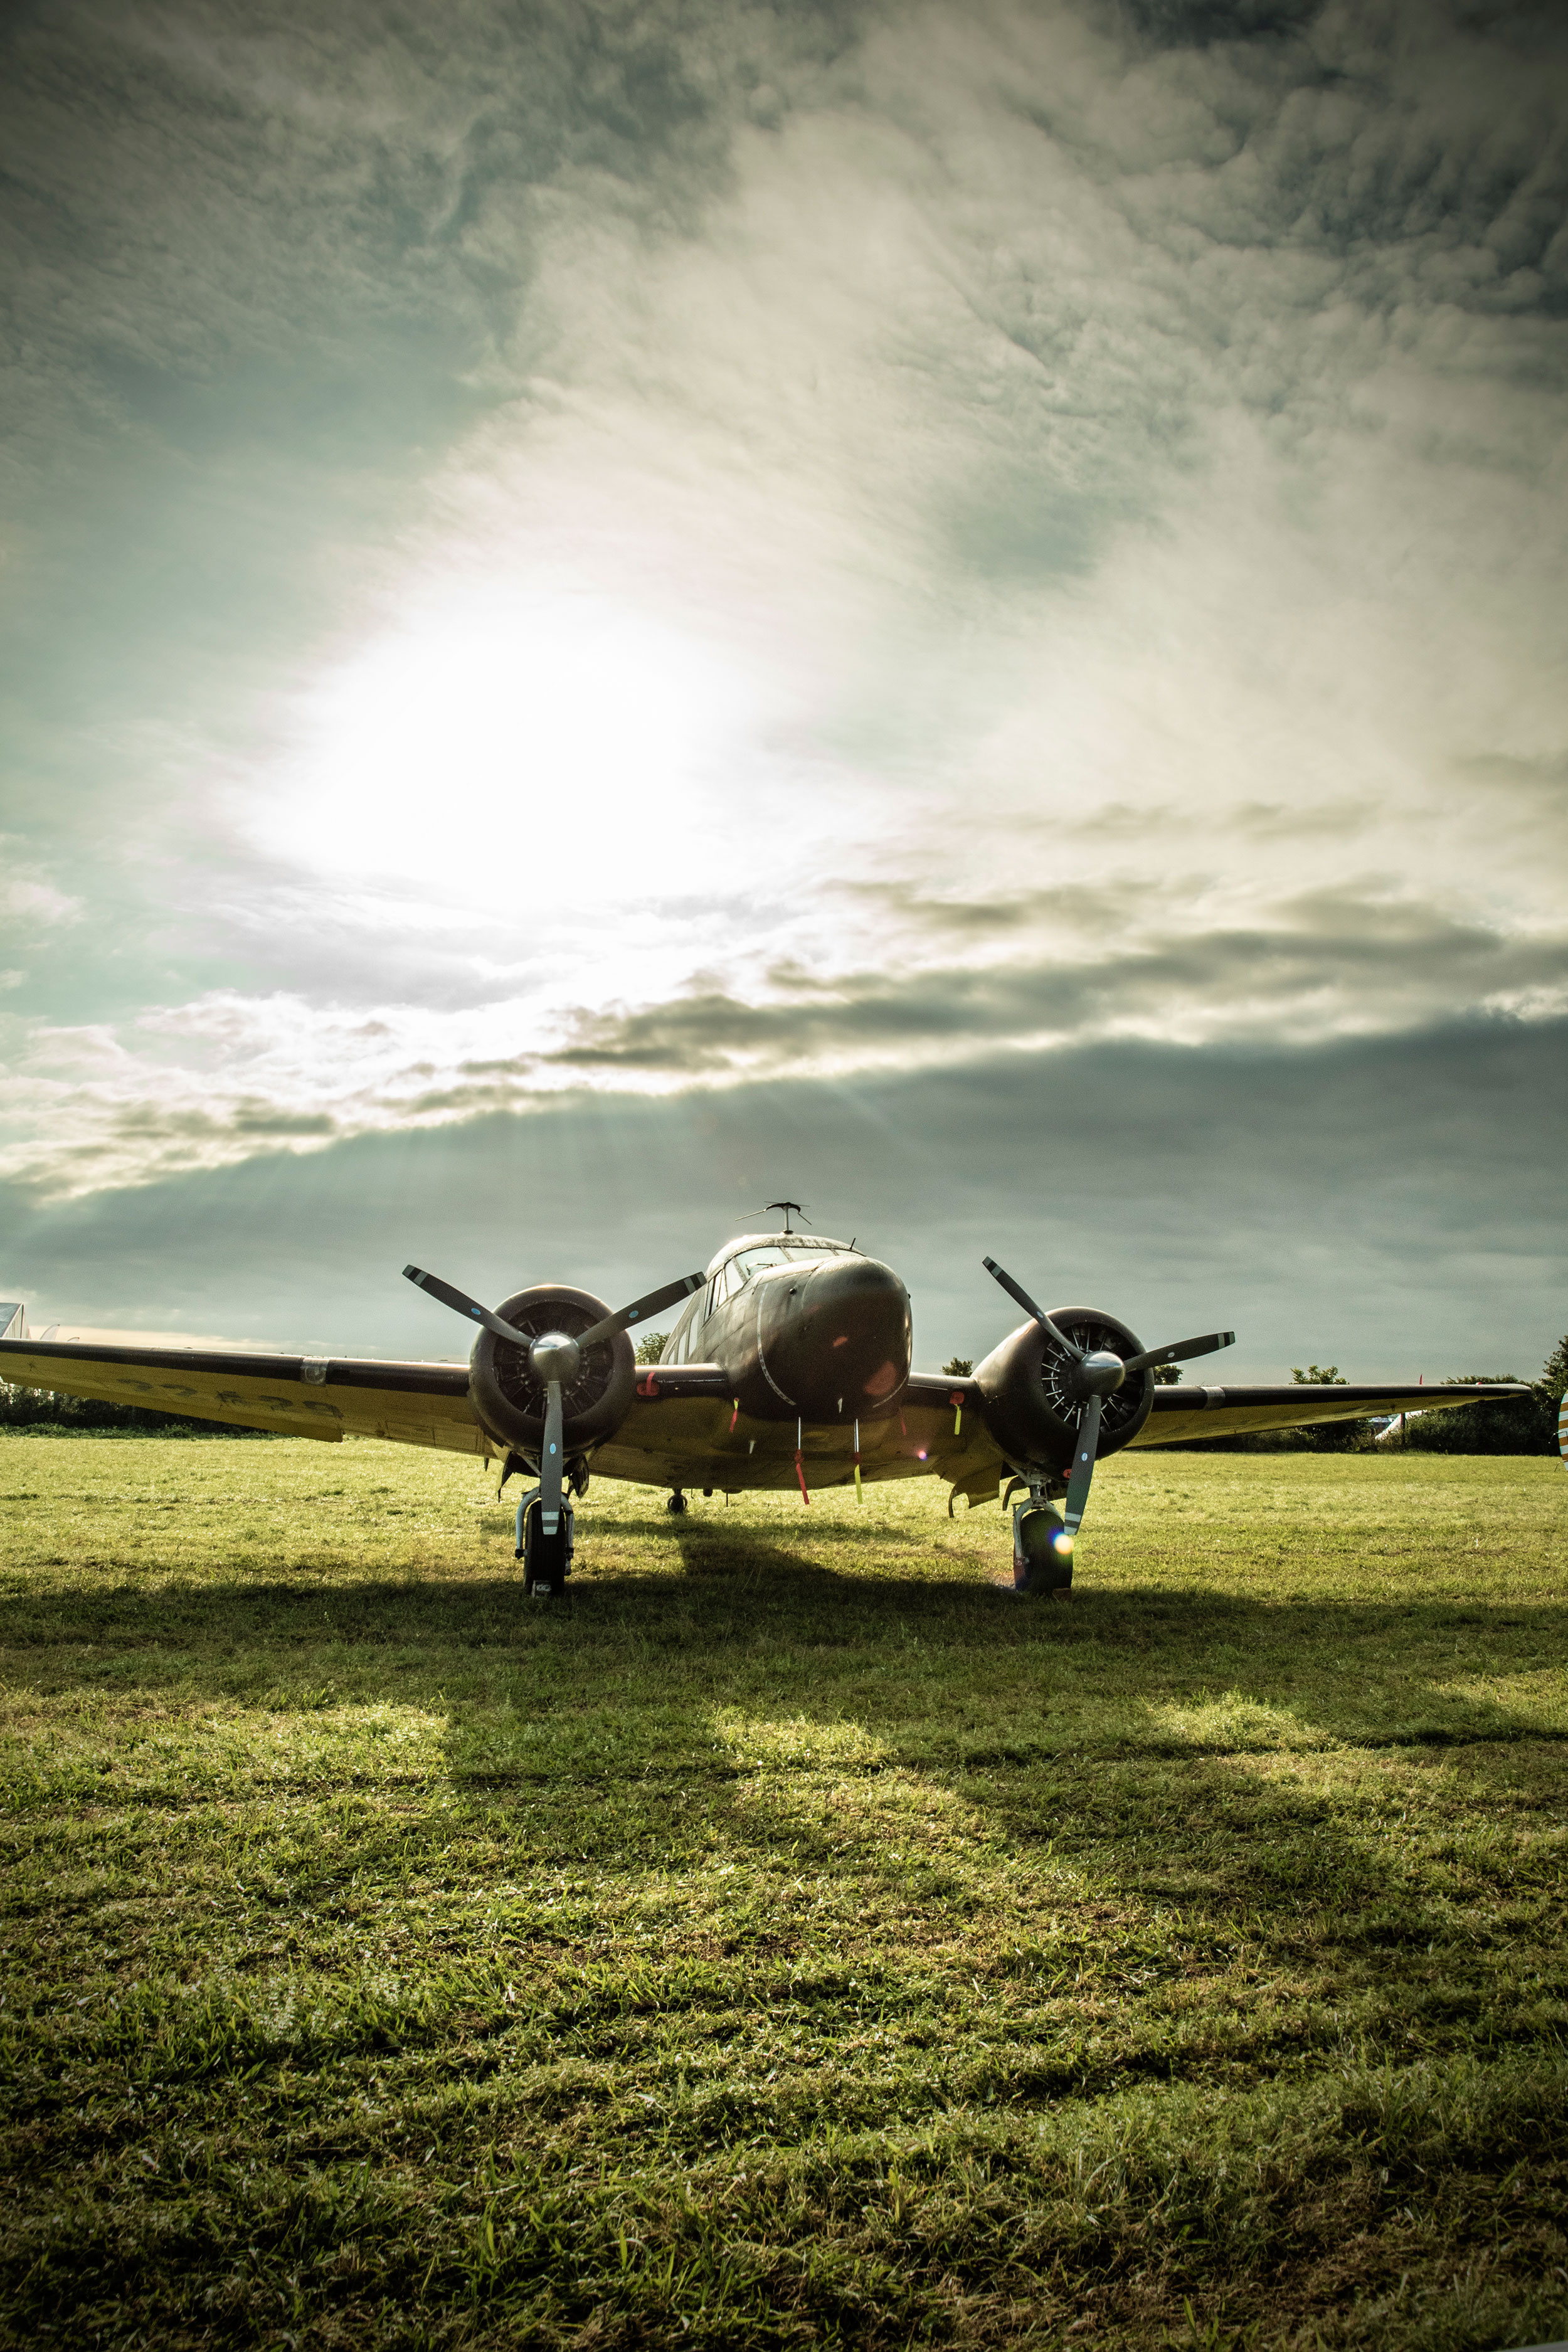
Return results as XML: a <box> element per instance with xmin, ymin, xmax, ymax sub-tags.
<box><xmin>404</xmin><ymin>1264</ymin><xmax>702</xmax><ymax>1532</ymax></box>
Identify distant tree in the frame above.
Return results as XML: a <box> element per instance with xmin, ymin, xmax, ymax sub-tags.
<box><xmin>634</xmin><ymin>1332</ymin><xmax>667</xmax><ymax>1365</ymax></box>
<box><xmin>941</xmin><ymin>1357</ymin><xmax>973</xmax><ymax>1377</ymax></box>
<box><xmin>1287</xmin><ymin>1364</ymin><xmax>1367</xmax><ymax>1449</ymax></box>
<box><xmin>1539</xmin><ymin>1335</ymin><xmax>1568</xmax><ymax>1404</ymax></box>
<box><xmin>1402</xmin><ymin>1368</ymin><xmax>1556</xmax><ymax>1456</ymax></box>
<box><xmin>1152</xmin><ymin>1364</ymin><xmax>1182</xmax><ymax>1385</ymax></box>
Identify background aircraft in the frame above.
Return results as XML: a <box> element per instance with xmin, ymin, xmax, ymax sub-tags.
<box><xmin>0</xmin><ymin>1211</ymin><xmax>1525</xmax><ymax>1596</ymax></box>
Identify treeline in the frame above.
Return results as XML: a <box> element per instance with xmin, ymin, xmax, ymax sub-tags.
<box><xmin>1393</xmin><ymin>1375</ymin><xmax>1560</xmax><ymax>1456</ymax></box>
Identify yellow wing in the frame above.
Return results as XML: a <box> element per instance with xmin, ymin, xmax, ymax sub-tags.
<box><xmin>0</xmin><ymin>1337</ymin><xmax>486</xmax><ymax>1455</ymax></box>
<box><xmin>1134</xmin><ymin>1381</ymin><xmax>1529</xmax><ymax>1444</ymax></box>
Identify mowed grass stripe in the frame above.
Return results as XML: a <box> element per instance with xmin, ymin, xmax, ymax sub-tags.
<box><xmin>1</xmin><ymin>1440</ymin><xmax>1564</xmax><ymax>2348</ymax></box>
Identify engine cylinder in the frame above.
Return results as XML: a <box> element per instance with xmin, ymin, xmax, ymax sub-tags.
<box><xmin>974</xmin><ymin>1306</ymin><xmax>1153</xmax><ymax>1475</ymax></box>
<box><xmin>469</xmin><ymin>1285</ymin><xmax>636</xmax><ymax>1459</ymax></box>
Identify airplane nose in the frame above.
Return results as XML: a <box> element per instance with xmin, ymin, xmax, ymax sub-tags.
<box><xmin>760</xmin><ymin>1254</ymin><xmax>911</xmax><ymax>1419</ymax></box>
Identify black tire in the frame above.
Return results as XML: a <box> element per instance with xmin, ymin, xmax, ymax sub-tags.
<box><xmin>667</xmin><ymin>1490</ymin><xmax>688</xmax><ymax>1515</ymax></box>
<box><xmin>1015</xmin><ymin>1505</ymin><xmax>1073</xmax><ymax>1594</ymax></box>
<box><xmin>521</xmin><ymin>1499</ymin><xmax>571</xmax><ymax>1597</ymax></box>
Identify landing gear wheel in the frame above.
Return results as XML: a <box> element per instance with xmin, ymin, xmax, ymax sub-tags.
<box><xmin>1014</xmin><ymin>1503</ymin><xmax>1073</xmax><ymax>1595</ymax></box>
<box><xmin>518</xmin><ymin>1496</ymin><xmax>574</xmax><ymax>1598</ymax></box>
<box><xmin>666</xmin><ymin>1488</ymin><xmax>688</xmax><ymax>1515</ymax></box>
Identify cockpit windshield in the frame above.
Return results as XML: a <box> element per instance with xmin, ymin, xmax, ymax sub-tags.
<box><xmin>719</xmin><ymin>1234</ymin><xmax>852</xmax><ymax>1285</ymax></box>
<box><xmin>662</xmin><ymin>1234</ymin><xmax>858</xmax><ymax>1360</ymax></box>
<box><xmin>732</xmin><ymin>1246</ymin><xmax>791</xmax><ymax>1280</ymax></box>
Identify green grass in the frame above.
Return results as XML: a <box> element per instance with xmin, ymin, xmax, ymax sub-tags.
<box><xmin>1</xmin><ymin>1441</ymin><xmax>1565</xmax><ymax>2351</ymax></box>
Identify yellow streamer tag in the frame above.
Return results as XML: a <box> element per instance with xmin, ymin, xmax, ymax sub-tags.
<box><xmin>953</xmin><ymin>1404</ymin><xmax>963</xmax><ymax>1436</ymax></box>
<box><xmin>854</xmin><ymin>1461</ymin><xmax>862</xmax><ymax>1502</ymax></box>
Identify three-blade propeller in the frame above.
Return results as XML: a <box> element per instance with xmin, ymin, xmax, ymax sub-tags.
<box><xmin>403</xmin><ymin>1264</ymin><xmax>702</xmax><ymax>1532</ymax></box>
<box><xmin>983</xmin><ymin>1258</ymin><xmax>1234</xmax><ymax>1536</ymax></box>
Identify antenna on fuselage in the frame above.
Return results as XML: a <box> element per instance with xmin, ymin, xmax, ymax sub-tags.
<box><xmin>765</xmin><ymin>1199</ymin><xmax>805</xmax><ymax>1234</ymax></box>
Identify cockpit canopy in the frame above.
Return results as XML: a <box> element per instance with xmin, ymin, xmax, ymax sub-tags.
<box><xmin>702</xmin><ymin>1232</ymin><xmax>855</xmax><ymax>1281</ymax></box>
<box><xmin>660</xmin><ymin>1232</ymin><xmax>857</xmax><ymax>1364</ymax></box>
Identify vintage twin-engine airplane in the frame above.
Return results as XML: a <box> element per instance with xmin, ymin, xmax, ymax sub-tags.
<box><xmin>1</xmin><ymin>1209</ymin><xmax>1527</xmax><ymax>1594</ymax></box>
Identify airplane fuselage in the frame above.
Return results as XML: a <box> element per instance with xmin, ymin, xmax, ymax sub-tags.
<box><xmin>656</xmin><ymin>1234</ymin><xmax>912</xmax><ymax>1424</ymax></box>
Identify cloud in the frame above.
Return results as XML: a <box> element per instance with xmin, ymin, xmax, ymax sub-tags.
<box><xmin>548</xmin><ymin>887</ymin><xmax>1568</xmax><ymax>1070</ymax></box>
<box><xmin>2</xmin><ymin>884</ymin><xmax>1562</xmax><ymax>1200</ymax></box>
<box><xmin>2</xmin><ymin>1014</ymin><xmax>1563</xmax><ymax>1381</ymax></box>
<box><xmin>0</xmin><ymin>0</ymin><xmax>1564</xmax><ymax>1248</ymax></box>
<box><xmin>0</xmin><ymin>847</ymin><xmax>80</xmax><ymax>932</ymax></box>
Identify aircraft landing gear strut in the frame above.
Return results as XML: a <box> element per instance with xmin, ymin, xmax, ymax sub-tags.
<box><xmin>1011</xmin><ymin>1473</ymin><xmax>1073</xmax><ymax>1597</ymax></box>
<box><xmin>666</xmin><ymin>1488</ymin><xmax>688</xmax><ymax>1515</ymax></box>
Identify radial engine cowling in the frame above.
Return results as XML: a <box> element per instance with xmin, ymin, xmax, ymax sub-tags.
<box><xmin>973</xmin><ymin>1307</ymin><xmax>1154</xmax><ymax>1477</ymax></box>
<box><xmin>469</xmin><ymin>1284</ymin><xmax>637</xmax><ymax>1460</ymax></box>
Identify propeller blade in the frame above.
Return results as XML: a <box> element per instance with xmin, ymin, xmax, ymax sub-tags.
<box><xmin>539</xmin><ymin>1380</ymin><xmax>564</xmax><ymax>1535</ymax></box>
<box><xmin>577</xmin><ymin>1272</ymin><xmax>704</xmax><ymax>1351</ymax></box>
<box><xmin>1062</xmin><ymin>1391</ymin><xmax>1103</xmax><ymax>1535</ymax></box>
<box><xmin>982</xmin><ymin>1257</ymin><xmax>1085</xmax><ymax>1360</ymax></box>
<box><xmin>403</xmin><ymin>1265</ymin><xmax>530</xmax><ymax>1347</ymax></box>
<box><xmin>1120</xmin><ymin>1330</ymin><xmax>1236</xmax><ymax>1377</ymax></box>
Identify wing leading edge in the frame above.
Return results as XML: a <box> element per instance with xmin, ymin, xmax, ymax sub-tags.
<box><xmin>0</xmin><ymin>1340</ymin><xmax>1530</xmax><ymax>1480</ymax></box>
<box><xmin>0</xmin><ymin>1337</ymin><xmax>485</xmax><ymax>1454</ymax></box>
<box><xmin>1134</xmin><ymin>1381</ymin><xmax>1530</xmax><ymax>1446</ymax></box>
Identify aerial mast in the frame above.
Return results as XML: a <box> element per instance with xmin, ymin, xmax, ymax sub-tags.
<box><xmin>765</xmin><ymin>1199</ymin><xmax>804</xmax><ymax>1235</ymax></box>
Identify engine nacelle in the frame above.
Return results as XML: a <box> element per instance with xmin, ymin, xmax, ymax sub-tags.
<box><xmin>469</xmin><ymin>1284</ymin><xmax>637</xmax><ymax>1461</ymax></box>
<box><xmin>974</xmin><ymin>1306</ymin><xmax>1153</xmax><ymax>1476</ymax></box>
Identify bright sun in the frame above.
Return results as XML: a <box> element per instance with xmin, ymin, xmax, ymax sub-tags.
<box><xmin>244</xmin><ymin>586</ymin><xmax>765</xmax><ymax>914</ymax></box>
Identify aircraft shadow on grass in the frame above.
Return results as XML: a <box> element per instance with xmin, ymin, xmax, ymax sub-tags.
<box><xmin>23</xmin><ymin>1520</ymin><xmax>1566</xmax><ymax>1964</ymax></box>
<box><xmin>24</xmin><ymin>1529</ymin><xmax>1568</xmax><ymax>1739</ymax></box>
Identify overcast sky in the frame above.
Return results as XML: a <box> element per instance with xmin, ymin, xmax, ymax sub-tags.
<box><xmin>2</xmin><ymin>0</ymin><xmax>1565</xmax><ymax>1375</ymax></box>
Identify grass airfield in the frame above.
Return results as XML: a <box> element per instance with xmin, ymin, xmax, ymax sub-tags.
<box><xmin>1</xmin><ymin>1440</ymin><xmax>1565</xmax><ymax>2352</ymax></box>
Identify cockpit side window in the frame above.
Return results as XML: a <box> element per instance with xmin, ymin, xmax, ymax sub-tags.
<box><xmin>661</xmin><ymin>1297</ymin><xmax>701</xmax><ymax>1364</ymax></box>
